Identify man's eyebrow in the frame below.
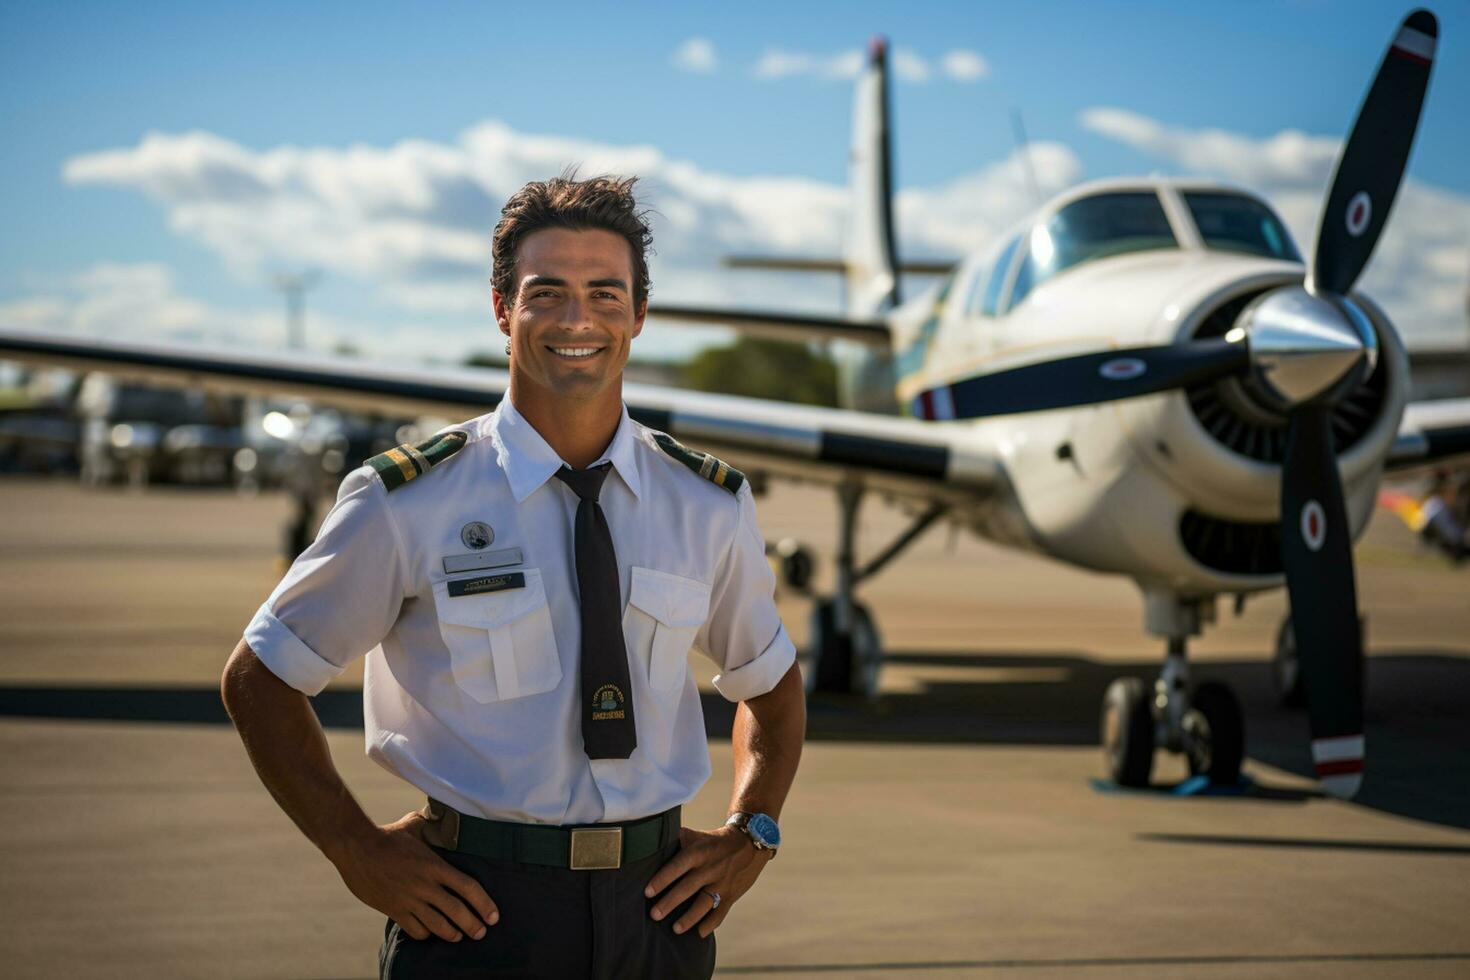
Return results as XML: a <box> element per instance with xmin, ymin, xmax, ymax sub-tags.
<box><xmin>522</xmin><ymin>275</ymin><xmax>567</xmax><ymax>288</ymax></box>
<box><xmin>586</xmin><ymin>278</ymin><xmax>629</xmax><ymax>291</ymax></box>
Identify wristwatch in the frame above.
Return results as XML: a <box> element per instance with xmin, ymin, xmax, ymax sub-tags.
<box><xmin>726</xmin><ymin>811</ymin><xmax>780</xmax><ymax>856</ymax></box>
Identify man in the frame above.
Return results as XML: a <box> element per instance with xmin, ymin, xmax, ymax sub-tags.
<box><xmin>221</xmin><ymin>175</ymin><xmax>805</xmax><ymax>978</ymax></box>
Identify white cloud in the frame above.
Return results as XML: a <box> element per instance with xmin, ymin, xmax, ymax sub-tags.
<box><xmin>46</xmin><ymin>121</ymin><xmax>1093</xmax><ymax>360</ymax></box>
<box><xmin>891</xmin><ymin>48</ymin><xmax>931</xmax><ymax>84</ymax></box>
<box><xmin>1081</xmin><ymin>106</ymin><xmax>1470</xmax><ymax>347</ymax></box>
<box><xmin>0</xmin><ymin>262</ymin><xmax>503</xmax><ymax>362</ymax></box>
<box><xmin>60</xmin><ymin>123</ymin><xmax>1085</xmax><ymax>315</ymax></box>
<box><xmin>752</xmin><ymin>48</ymin><xmax>864</xmax><ymax>81</ymax></box>
<box><xmin>898</xmin><ymin>142</ymin><xmax>1083</xmax><ymax>255</ymax></box>
<box><xmin>941</xmin><ymin>49</ymin><xmax>988</xmax><ymax>82</ymax></box>
<box><xmin>751</xmin><ymin>46</ymin><xmax>988</xmax><ymax>85</ymax></box>
<box><xmin>672</xmin><ymin>37</ymin><xmax>717</xmax><ymax>74</ymax></box>
<box><xmin>1080</xmin><ymin>107</ymin><xmax>1337</xmax><ymax>188</ymax></box>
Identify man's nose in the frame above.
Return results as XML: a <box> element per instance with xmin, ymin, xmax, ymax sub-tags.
<box><xmin>559</xmin><ymin>296</ymin><xmax>595</xmax><ymax>329</ymax></box>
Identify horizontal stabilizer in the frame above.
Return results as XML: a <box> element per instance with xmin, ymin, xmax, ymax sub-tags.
<box><xmin>646</xmin><ymin>304</ymin><xmax>891</xmax><ymax>348</ymax></box>
<box><xmin>724</xmin><ymin>255</ymin><xmax>957</xmax><ymax>276</ymax></box>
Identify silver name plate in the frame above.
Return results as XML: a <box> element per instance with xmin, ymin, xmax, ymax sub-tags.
<box><xmin>442</xmin><ymin>547</ymin><xmax>523</xmax><ymax>574</ymax></box>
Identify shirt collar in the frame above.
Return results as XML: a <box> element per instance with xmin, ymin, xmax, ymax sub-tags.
<box><xmin>492</xmin><ymin>396</ymin><xmax>642</xmax><ymax>503</ymax></box>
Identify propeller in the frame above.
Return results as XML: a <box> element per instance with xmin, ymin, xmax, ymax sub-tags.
<box><xmin>913</xmin><ymin>10</ymin><xmax>1437</xmax><ymax>798</ymax></box>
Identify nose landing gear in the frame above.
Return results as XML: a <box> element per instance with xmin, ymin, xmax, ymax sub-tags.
<box><xmin>1100</xmin><ymin>593</ymin><xmax>1246</xmax><ymax>788</ymax></box>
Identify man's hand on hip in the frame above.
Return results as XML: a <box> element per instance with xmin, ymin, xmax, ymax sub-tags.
<box><xmin>645</xmin><ymin>824</ymin><xmax>772</xmax><ymax>939</ymax></box>
<box><xmin>330</xmin><ymin>810</ymin><xmax>499</xmax><ymax>943</ymax></box>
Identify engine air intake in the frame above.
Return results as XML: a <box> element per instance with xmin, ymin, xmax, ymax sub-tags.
<box><xmin>1179</xmin><ymin>508</ymin><xmax>1283</xmax><ymax>576</ymax></box>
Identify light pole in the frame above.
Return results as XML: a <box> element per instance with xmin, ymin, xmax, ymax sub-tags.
<box><xmin>273</xmin><ymin>271</ymin><xmax>321</xmax><ymax>350</ymax></box>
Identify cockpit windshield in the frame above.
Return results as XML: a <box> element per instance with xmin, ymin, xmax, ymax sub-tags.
<box><xmin>1184</xmin><ymin>192</ymin><xmax>1300</xmax><ymax>261</ymax></box>
<box><xmin>1008</xmin><ymin>192</ymin><xmax>1177</xmax><ymax>309</ymax></box>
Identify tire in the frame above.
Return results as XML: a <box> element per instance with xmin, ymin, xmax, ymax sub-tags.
<box><xmin>808</xmin><ymin>600</ymin><xmax>880</xmax><ymax>697</ymax></box>
<box><xmin>1183</xmin><ymin>681</ymin><xmax>1245</xmax><ymax>785</ymax></box>
<box><xmin>1101</xmin><ymin>677</ymin><xmax>1154</xmax><ymax>788</ymax></box>
<box><xmin>1273</xmin><ymin>616</ymin><xmax>1307</xmax><ymax>708</ymax></box>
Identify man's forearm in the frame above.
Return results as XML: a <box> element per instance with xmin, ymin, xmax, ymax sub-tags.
<box><xmin>728</xmin><ymin>662</ymin><xmax>805</xmax><ymax>820</ymax></box>
<box><xmin>220</xmin><ymin>639</ymin><xmax>377</xmax><ymax>863</ymax></box>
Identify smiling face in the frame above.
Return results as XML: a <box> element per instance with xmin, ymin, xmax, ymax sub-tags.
<box><xmin>494</xmin><ymin>226</ymin><xmax>646</xmax><ymax>407</ymax></box>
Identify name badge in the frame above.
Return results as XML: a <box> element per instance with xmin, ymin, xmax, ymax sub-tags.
<box><xmin>442</xmin><ymin>547</ymin><xmax>524</xmax><ymax>574</ymax></box>
<box><xmin>447</xmin><ymin>572</ymin><xmax>525</xmax><ymax>597</ymax></box>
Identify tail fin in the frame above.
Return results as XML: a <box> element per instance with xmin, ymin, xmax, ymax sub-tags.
<box><xmin>845</xmin><ymin>37</ymin><xmax>901</xmax><ymax>318</ymax></box>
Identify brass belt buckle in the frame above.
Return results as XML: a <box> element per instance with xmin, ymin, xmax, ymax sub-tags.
<box><xmin>569</xmin><ymin>827</ymin><xmax>623</xmax><ymax>870</ymax></box>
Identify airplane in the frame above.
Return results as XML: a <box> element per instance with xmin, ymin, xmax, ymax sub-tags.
<box><xmin>2</xmin><ymin>10</ymin><xmax>1466</xmax><ymax>801</ymax></box>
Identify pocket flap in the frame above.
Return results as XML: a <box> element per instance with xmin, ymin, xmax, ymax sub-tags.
<box><xmin>432</xmin><ymin>568</ymin><xmax>545</xmax><ymax>628</ymax></box>
<box><xmin>628</xmin><ymin>566</ymin><xmax>711</xmax><ymax>628</ymax></box>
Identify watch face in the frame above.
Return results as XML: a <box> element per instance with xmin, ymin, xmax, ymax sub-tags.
<box><xmin>748</xmin><ymin>813</ymin><xmax>780</xmax><ymax>849</ymax></box>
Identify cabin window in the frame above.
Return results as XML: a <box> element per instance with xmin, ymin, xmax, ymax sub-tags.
<box><xmin>1184</xmin><ymin>192</ymin><xmax>1301</xmax><ymax>261</ymax></box>
<box><xmin>1006</xmin><ymin>192</ymin><xmax>1176</xmax><ymax>310</ymax></box>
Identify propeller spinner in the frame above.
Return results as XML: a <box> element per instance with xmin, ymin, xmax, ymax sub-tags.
<box><xmin>914</xmin><ymin>10</ymin><xmax>1438</xmax><ymax>798</ymax></box>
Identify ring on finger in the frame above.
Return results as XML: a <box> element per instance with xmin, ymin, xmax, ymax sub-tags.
<box><xmin>701</xmin><ymin>889</ymin><xmax>721</xmax><ymax>910</ymax></box>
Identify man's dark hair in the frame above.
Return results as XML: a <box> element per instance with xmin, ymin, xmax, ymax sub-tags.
<box><xmin>492</xmin><ymin>173</ymin><xmax>653</xmax><ymax>309</ymax></box>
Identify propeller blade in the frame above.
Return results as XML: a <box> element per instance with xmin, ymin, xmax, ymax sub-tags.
<box><xmin>911</xmin><ymin>338</ymin><xmax>1248</xmax><ymax>420</ymax></box>
<box><xmin>1310</xmin><ymin>9</ymin><xmax>1437</xmax><ymax>297</ymax></box>
<box><xmin>1280</xmin><ymin>405</ymin><xmax>1365</xmax><ymax>799</ymax></box>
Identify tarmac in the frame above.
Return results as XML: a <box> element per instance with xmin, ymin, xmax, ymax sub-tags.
<box><xmin>1</xmin><ymin>476</ymin><xmax>1467</xmax><ymax>979</ymax></box>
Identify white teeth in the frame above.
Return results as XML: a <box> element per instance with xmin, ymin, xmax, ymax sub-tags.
<box><xmin>551</xmin><ymin>347</ymin><xmax>601</xmax><ymax>358</ymax></box>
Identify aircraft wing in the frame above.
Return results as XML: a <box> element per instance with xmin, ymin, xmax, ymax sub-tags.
<box><xmin>1386</xmin><ymin>398</ymin><xmax>1470</xmax><ymax>472</ymax></box>
<box><xmin>0</xmin><ymin>328</ymin><xmax>999</xmax><ymax>502</ymax></box>
<box><xmin>646</xmin><ymin>304</ymin><xmax>892</xmax><ymax>349</ymax></box>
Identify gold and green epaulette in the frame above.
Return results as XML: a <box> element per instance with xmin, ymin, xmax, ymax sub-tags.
<box><xmin>651</xmin><ymin>431</ymin><xmax>744</xmax><ymax>495</ymax></box>
<box><xmin>368</xmin><ymin>429</ymin><xmax>469</xmax><ymax>492</ymax></box>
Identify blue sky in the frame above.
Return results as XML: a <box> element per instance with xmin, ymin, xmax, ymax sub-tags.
<box><xmin>3</xmin><ymin>0</ymin><xmax>1467</xmax><ymax>358</ymax></box>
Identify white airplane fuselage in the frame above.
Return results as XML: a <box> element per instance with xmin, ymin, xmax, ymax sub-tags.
<box><xmin>873</xmin><ymin>179</ymin><xmax>1409</xmax><ymax>599</ymax></box>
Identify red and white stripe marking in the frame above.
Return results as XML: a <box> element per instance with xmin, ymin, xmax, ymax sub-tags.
<box><xmin>915</xmin><ymin>387</ymin><xmax>955</xmax><ymax>421</ymax></box>
<box><xmin>1312</xmin><ymin>734</ymin><xmax>1364</xmax><ymax>799</ymax></box>
<box><xmin>1391</xmin><ymin>24</ymin><xmax>1435</xmax><ymax>65</ymax></box>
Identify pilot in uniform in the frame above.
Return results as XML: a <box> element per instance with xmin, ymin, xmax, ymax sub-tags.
<box><xmin>241</xmin><ymin>393</ymin><xmax>797</xmax><ymax>977</ymax></box>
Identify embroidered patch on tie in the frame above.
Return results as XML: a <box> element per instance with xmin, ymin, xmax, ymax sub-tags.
<box><xmin>651</xmin><ymin>431</ymin><xmax>745</xmax><ymax>495</ymax></box>
<box><xmin>447</xmin><ymin>572</ymin><xmax>525</xmax><ymax>597</ymax></box>
<box><xmin>591</xmin><ymin>684</ymin><xmax>627</xmax><ymax>720</ymax></box>
<box><xmin>367</xmin><ymin>429</ymin><xmax>469</xmax><ymax>492</ymax></box>
<box><xmin>460</xmin><ymin>521</ymin><xmax>493</xmax><ymax>550</ymax></box>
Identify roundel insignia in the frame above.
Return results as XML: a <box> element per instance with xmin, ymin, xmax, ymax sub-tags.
<box><xmin>1099</xmin><ymin>357</ymin><xmax>1147</xmax><ymax>381</ymax></box>
<box><xmin>1345</xmin><ymin>192</ymin><xmax>1371</xmax><ymax>238</ymax></box>
<box><xmin>1300</xmin><ymin>500</ymin><xmax>1327</xmax><ymax>552</ymax></box>
<box><xmin>460</xmin><ymin>521</ymin><xmax>494</xmax><ymax>550</ymax></box>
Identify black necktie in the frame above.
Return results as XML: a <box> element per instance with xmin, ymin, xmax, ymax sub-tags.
<box><xmin>554</xmin><ymin>463</ymin><xmax>636</xmax><ymax>760</ymax></box>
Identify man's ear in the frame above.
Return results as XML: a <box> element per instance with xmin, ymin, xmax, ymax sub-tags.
<box><xmin>492</xmin><ymin>288</ymin><xmax>512</xmax><ymax>337</ymax></box>
<box><xmin>631</xmin><ymin>299</ymin><xmax>647</xmax><ymax>340</ymax></box>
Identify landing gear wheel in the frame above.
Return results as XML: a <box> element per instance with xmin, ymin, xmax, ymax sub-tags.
<box><xmin>1101</xmin><ymin>677</ymin><xmax>1154</xmax><ymax>788</ymax></box>
<box><xmin>1183</xmin><ymin>681</ymin><xmax>1245</xmax><ymax>785</ymax></box>
<box><xmin>1273</xmin><ymin>616</ymin><xmax>1306</xmax><ymax>708</ymax></box>
<box><xmin>807</xmin><ymin>599</ymin><xmax>881</xmax><ymax>698</ymax></box>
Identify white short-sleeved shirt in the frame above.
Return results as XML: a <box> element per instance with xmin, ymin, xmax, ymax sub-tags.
<box><xmin>244</xmin><ymin>397</ymin><xmax>795</xmax><ymax>824</ymax></box>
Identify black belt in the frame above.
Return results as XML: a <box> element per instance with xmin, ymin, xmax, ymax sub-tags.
<box><xmin>420</xmin><ymin>799</ymin><xmax>679</xmax><ymax>871</ymax></box>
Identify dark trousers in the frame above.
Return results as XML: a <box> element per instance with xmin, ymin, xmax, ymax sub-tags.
<box><xmin>379</xmin><ymin>839</ymin><xmax>716</xmax><ymax>979</ymax></box>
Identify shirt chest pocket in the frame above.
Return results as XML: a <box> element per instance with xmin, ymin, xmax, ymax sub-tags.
<box><xmin>431</xmin><ymin>568</ymin><xmax>562</xmax><ymax>703</ymax></box>
<box><xmin>624</xmin><ymin>566</ymin><xmax>711</xmax><ymax>692</ymax></box>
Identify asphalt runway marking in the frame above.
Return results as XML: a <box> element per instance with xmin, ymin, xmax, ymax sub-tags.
<box><xmin>1138</xmin><ymin>832</ymin><xmax>1470</xmax><ymax>856</ymax></box>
